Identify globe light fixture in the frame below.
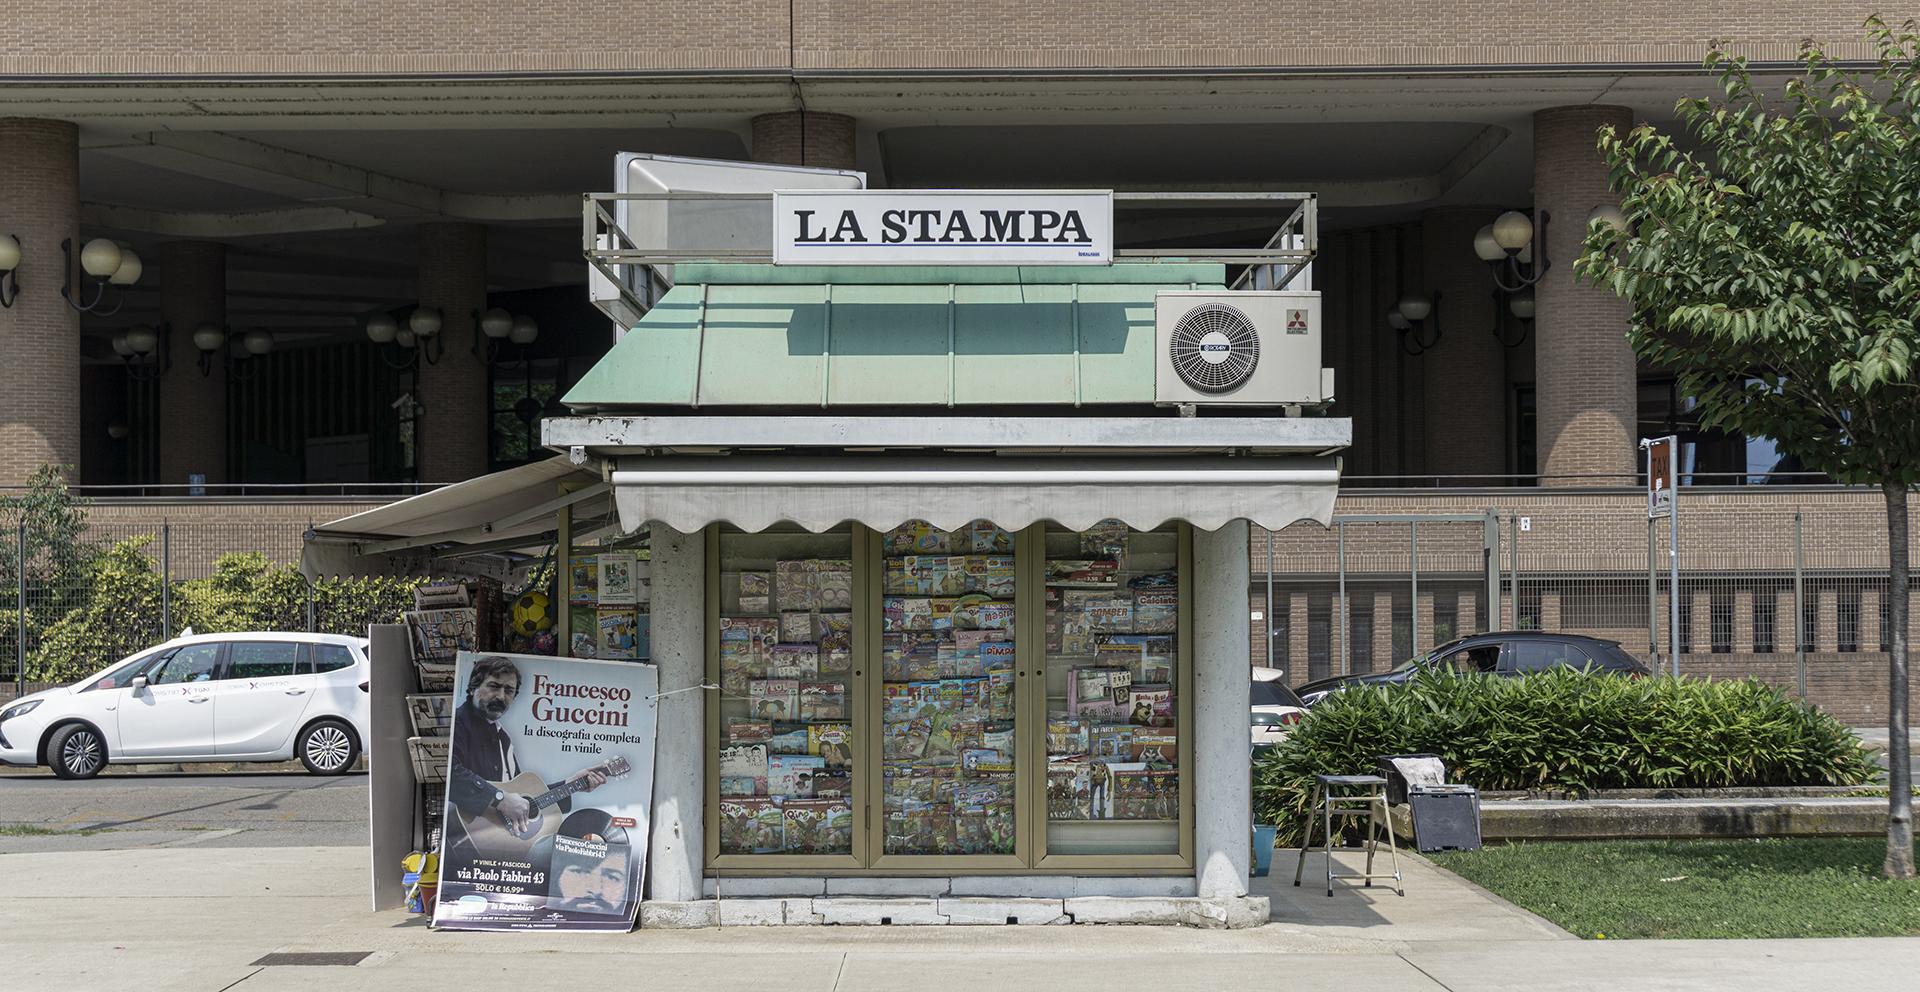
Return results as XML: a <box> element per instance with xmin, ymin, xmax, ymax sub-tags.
<box><xmin>1393</xmin><ymin>292</ymin><xmax>1443</xmax><ymax>356</ymax></box>
<box><xmin>480</xmin><ymin>307</ymin><xmax>514</xmax><ymax>339</ymax></box>
<box><xmin>1509</xmin><ymin>292</ymin><xmax>1537</xmax><ymax>321</ymax></box>
<box><xmin>243</xmin><ymin>328</ymin><xmax>274</xmax><ymax>356</ymax></box>
<box><xmin>192</xmin><ymin>322</ymin><xmax>226</xmax><ymax>353</ymax></box>
<box><xmin>0</xmin><ymin>233</ymin><xmax>20</xmax><ymax>308</ymax></box>
<box><xmin>408</xmin><ymin>306</ymin><xmax>443</xmax><ymax>338</ymax></box>
<box><xmin>125</xmin><ymin>324</ymin><xmax>160</xmax><ymax>356</ymax></box>
<box><xmin>62</xmin><ymin>237</ymin><xmax>138</xmax><ymax>314</ymax></box>
<box><xmin>106</xmin><ymin>421</ymin><xmax>130</xmax><ymax>441</ymax></box>
<box><xmin>1588</xmin><ymin>203</ymin><xmax>1628</xmax><ymax>234</ymax></box>
<box><xmin>1491</xmin><ymin>211</ymin><xmax>1534</xmax><ymax>252</ymax></box>
<box><xmin>366</xmin><ymin>313</ymin><xmax>399</xmax><ymax>344</ymax></box>
<box><xmin>1474</xmin><ymin>209</ymin><xmax>1552</xmax><ymax>295</ymax></box>
<box><xmin>108</xmin><ymin>248</ymin><xmax>142</xmax><ymax>286</ymax></box>
<box><xmin>508</xmin><ymin>314</ymin><xmax>539</xmax><ymax>345</ymax></box>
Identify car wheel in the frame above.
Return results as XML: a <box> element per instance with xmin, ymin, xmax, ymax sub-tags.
<box><xmin>298</xmin><ymin>719</ymin><xmax>359</xmax><ymax>775</ymax></box>
<box><xmin>48</xmin><ymin>724</ymin><xmax>107</xmax><ymax>780</ymax></box>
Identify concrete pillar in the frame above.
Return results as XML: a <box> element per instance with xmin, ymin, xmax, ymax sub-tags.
<box><xmin>1534</xmin><ymin>106</ymin><xmax>1636</xmax><ymax>486</ymax></box>
<box><xmin>751</xmin><ymin>111</ymin><xmax>857</xmax><ymax>170</ymax></box>
<box><xmin>1420</xmin><ymin>208</ymin><xmax>1505</xmax><ymax>476</ymax></box>
<box><xmin>158</xmin><ymin>241</ymin><xmax>227</xmax><ymax>486</ymax></box>
<box><xmin>0</xmin><ymin>119</ymin><xmax>81</xmax><ymax>484</ymax></box>
<box><xmin>647</xmin><ymin>523</ymin><xmax>705</xmax><ymax>902</ymax></box>
<box><xmin>1733</xmin><ymin>589</ymin><xmax>1755</xmax><ymax>654</ymax></box>
<box><xmin>415</xmin><ymin>223</ymin><xmax>489</xmax><ymax>483</ymax></box>
<box><xmin>1194</xmin><ymin>520</ymin><xmax>1251</xmax><ymax>899</ymax></box>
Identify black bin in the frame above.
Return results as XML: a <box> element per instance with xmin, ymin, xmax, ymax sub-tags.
<box><xmin>1407</xmin><ymin>784</ymin><xmax>1482</xmax><ymax>852</ymax></box>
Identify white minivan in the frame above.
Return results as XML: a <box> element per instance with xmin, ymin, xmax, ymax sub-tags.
<box><xmin>0</xmin><ymin>632</ymin><xmax>370</xmax><ymax>778</ymax></box>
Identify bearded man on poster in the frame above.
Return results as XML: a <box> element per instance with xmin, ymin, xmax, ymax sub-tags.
<box><xmin>446</xmin><ymin>655</ymin><xmax>607</xmax><ymax>847</ymax></box>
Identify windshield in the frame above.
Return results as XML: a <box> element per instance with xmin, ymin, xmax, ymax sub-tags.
<box><xmin>1389</xmin><ymin>636</ymin><xmax>1472</xmax><ymax>674</ymax></box>
<box><xmin>1250</xmin><ymin>680</ymin><xmax>1304</xmax><ymax>708</ymax></box>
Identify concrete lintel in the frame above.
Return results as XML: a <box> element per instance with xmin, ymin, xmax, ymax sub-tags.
<box><xmin>544</xmin><ymin>414</ymin><xmax>1353</xmax><ymax>455</ymax></box>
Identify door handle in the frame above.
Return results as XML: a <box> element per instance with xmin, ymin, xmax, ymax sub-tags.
<box><xmin>284</xmin><ymin>690</ymin><xmax>308</xmax><ymax>696</ymax></box>
<box><xmin>187</xmin><ymin>697</ymin><xmax>210</xmax><ymax>704</ymax></box>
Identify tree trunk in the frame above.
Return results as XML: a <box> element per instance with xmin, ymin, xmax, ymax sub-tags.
<box><xmin>1886</xmin><ymin>482</ymin><xmax>1914</xmax><ymax>879</ymax></box>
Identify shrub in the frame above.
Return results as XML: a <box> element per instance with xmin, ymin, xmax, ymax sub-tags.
<box><xmin>27</xmin><ymin>536</ymin><xmax>168</xmax><ymax>682</ymax></box>
<box><xmin>1253</xmin><ymin>670</ymin><xmax>1876</xmax><ymax>846</ymax></box>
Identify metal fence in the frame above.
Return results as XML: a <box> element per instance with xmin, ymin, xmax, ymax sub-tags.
<box><xmin>0</xmin><ymin>514</ymin><xmax>413</xmax><ymax>704</ymax></box>
<box><xmin>1255</xmin><ymin>487</ymin><xmax>1915</xmax><ymax>725</ymax></box>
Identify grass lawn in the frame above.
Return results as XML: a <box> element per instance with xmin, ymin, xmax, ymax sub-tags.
<box><xmin>1430</xmin><ymin>838</ymin><xmax>1920</xmax><ymax>939</ymax></box>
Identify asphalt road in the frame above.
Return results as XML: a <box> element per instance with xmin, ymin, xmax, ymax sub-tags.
<box><xmin>0</xmin><ymin>771</ymin><xmax>369</xmax><ymax>852</ymax></box>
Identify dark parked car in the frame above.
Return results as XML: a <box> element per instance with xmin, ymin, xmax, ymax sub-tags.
<box><xmin>1292</xmin><ymin>631</ymin><xmax>1650</xmax><ymax>706</ymax></box>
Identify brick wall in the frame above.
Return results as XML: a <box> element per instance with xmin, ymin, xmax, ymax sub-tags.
<box><xmin>0</xmin><ymin>119</ymin><xmax>81</xmax><ymax>487</ymax></box>
<box><xmin>0</xmin><ymin>3</ymin><xmax>1885</xmax><ymax>76</ymax></box>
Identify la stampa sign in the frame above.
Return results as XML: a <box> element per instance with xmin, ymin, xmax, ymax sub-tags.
<box><xmin>772</xmin><ymin>190</ymin><xmax>1113</xmax><ymax>265</ymax></box>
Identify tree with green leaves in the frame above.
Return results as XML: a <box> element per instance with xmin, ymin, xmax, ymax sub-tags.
<box><xmin>1578</xmin><ymin>17</ymin><xmax>1917</xmax><ymax>878</ymax></box>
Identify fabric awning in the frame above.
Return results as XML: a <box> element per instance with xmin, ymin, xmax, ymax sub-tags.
<box><xmin>610</xmin><ymin>454</ymin><xmax>1339</xmax><ymax>535</ymax></box>
<box><xmin>303</xmin><ymin>458</ymin><xmax>608</xmax><ymax>577</ymax></box>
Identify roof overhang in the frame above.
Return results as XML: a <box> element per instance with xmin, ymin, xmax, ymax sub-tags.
<box><xmin>543</xmin><ymin>415</ymin><xmax>1351</xmax><ymax>457</ymax></box>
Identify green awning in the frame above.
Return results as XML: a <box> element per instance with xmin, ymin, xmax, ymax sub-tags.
<box><xmin>561</xmin><ymin>263</ymin><xmax>1225</xmax><ymax>410</ymax></box>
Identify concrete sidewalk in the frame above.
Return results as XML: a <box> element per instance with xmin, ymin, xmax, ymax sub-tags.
<box><xmin>4</xmin><ymin>845</ymin><xmax>1917</xmax><ymax>992</ymax></box>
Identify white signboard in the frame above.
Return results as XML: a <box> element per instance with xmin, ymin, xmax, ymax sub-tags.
<box><xmin>773</xmin><ymin>189</ymin><xmax>1113</xmax><ymax>265</ymax></box>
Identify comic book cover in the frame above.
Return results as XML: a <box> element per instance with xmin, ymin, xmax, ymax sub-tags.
<box><xmin>929</xmin><ymin>556</ymin><xmax>964</xmax><ymax>596</ymax></box>
<box><xmin>568</xmin><ymin>553</ymin><xmax>599</xmax><ymax>605</ymax></box>
<box><xmin>975</xmin><ymin>602</ymin><xmax>1015</xmax><ymax>631</ymax></box>
<box><xmin>1102</xmin><ymin>633</ymin><xmax>1175</xmax><ymax>682</ymax></box>
<box><xmin>768</xmin><ymin>754</ymin><xmax>826</xmax><ymax>798</ymax></box>
<box><xmin>768</xmin><ymin>723</ymin><xmax>812</xmax><ymax>754</ymax></box>
<box><xmin>885</xmin><ymin>521</ymin><xmax>945</xmax><ymax>554</ymax></box>
<box><xmin>1091</xmin><ymin>724</ymin><xmax>1136</xmax><ymax>762</ymax></box>
<box><xmin>597</xmin><ymin>552</ymin><xmax>639</xmax><ymax>605</ymax></box>
<box><xmin>569</xmin><ymin>606</ymin><xmax>597</xmax><ymax>659</ymax></box>
<box><xmin>799</xmin><ymin>680</ymin><xmax>846</xmax><ymax>721</ymax></box>
<box><xmin>1133</xmin><ymin>589</ymin><xmax>1178</xmax><ymax>633</ymax></box>
<box><xmin>812</xmin><ymin>770</ymin><xmax>852</xmax><ymax>798</ymax></box>
<box><xmin>817</xmin><ymin>559</ymin><xmax>853</xmax><ymax>610</ymax></box>
<box><xmin>780</xmin><ymin>799</ymin><xmax>832</xmax><ymax>853</ymax></box>
<box><xmin>726</xmin><ymin>720</ymin><xmax>773</xmax><ymax>745</ymax></box>
<box><xmin>961</xmin><ymin>748</ymin><xmax>1013</xmax><ymax>773</ymax></box>
<box><xmin>1082</xmin><ymin>596</ymin><xmax>1135</xmax><ymax>632</ymax></box>
<box><xmin>775</xmin><ymin>559</ymin><xmax>820</xmax><ymax>612</ymax></box>
<box><xmin>738</xmin><ymin>570</ymin><xmax>771</xmax><ymax>600</ymax></box>
<box><xmin>1068</xmin><ymin>666</ymin><xmax>1133</xmax><ymax>722</ymax></box>
<box><xmin>1045</xmin><ymin>558</ymin><xmax>1120</xmax><ymax>588</ymax></box>
<box><xmin>720</xmin><ymin>616</ymin><xmax>777</xmax><ymax>671</ymax></box>
<box><xmin>980</xmin><ymin>640</ymin><xmax>1015</xmax><ymax>672</ymax></box>
<box><xmin>748</xmin><ymin>679</ymin><xmax>799</xmax><ymax>722</ymax></box>
<box><xmin>936</xmin><ymin>642</ymin><xmax>963</xmax><ymax>678</ymax></box>
<box><xmin>719</xmin><ymin>743</ymin><xmax>767</xmax><ymax>796</ymax></box>
<box><xmin>1048</xmin><ymin>760</ymin><xmax>1089</xmax><ymax>819</ymax></box>
<box><xmin>1095</xmin><ymin>639</ymin><xmax>1145</xmax><ymax>674</ymax></box>
<box><xmin>962</xmin><ymin>520</ymin><xmax>1011</xmax><ymax>553</ymax></box>
<box><xmin>779</xmin><ymin>611</ymin><xmax>814</xmax><ymax>643</ymax></box>
<box><xmin>770</xmin><ymin>643</ymin><xmax>819</xmax><ymax>679</ymax></box>
<box><xmin>1047</xmin><ymin>719</ymin><xmax>1089</xmax><ymax>757</ymax></box>
<box><xmin>928</xmin><ymin>597</ymin><xmax>958</xmax><ymax>631</ymax></box>
<box><xmin>821</xmin><ymin>800</ymin><xmax>854</xmax><ymax>850</ymax></box>
<box><xmin>983</xmin><ymin>555</ymin><xmax>1016</xmax><ymax>598</ymax></box>
<box><xmin>883</xmin><ymin>719</ymin><xmax>928</xmax><ymax>760</ymax></box>
<box><xmin>882</xmin><ymin>683</ymin><xmax>914</xmax><ymax>723</ymax></box>
<box><xmin>719</xmin><ymin>797</ymin><xmax>769</xmax><ymax>854</ymax></box>
<box><xmin>1084</xmin><ymin>760</ymin><xmax>1119</xmax><ymax>819</ymax></box>
<box><xmin>1131</xmin><ymin>729</ymin><xmax>1178</xmax><ymax>765</ymax></box>
<box><xmin>597</xmin><ymin>608</ymin><xmax>637</xmax><ymax>660</ymax></box>
<box><xmin>988</xmin><ymin>669</ymin><xmax>1015</xmax><ymax>721</ymax></box>
<box><xmin>809</xmin><ymin>722</ymin><xmax>853</xmax><ymax>768</ymax></box>
<box><xmin>752</xmin><ymin>802</ymin><xmax>787</xmax><ymax>854</ymax></box>
<box><xmin>817</xmin><ymin>612</ymin><xmax>853</xmax><ymax>672</ymax></box>
<box><xmin>1109</xmin><ymin>762</ymin><xmax>1158</xmax><ymax>819</ymax></box>
<box><xmin>1128</xmin><ymin>684</ymin><xmax>1174</xmax><ymax>727</ymax></box>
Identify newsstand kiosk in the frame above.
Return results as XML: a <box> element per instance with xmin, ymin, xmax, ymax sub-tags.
<box><xmin>309</xmin><ymin>164</ymin><xmax>1348</xmax><ymax>929</ymax></box>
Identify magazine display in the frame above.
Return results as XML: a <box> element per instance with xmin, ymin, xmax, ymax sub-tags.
<box><xmin>567</xmin><ymin>543</ymin><xmax>651</xmax><ymax>662</ymax></box>
<box><xmin>879</xmin><ymin>519</ymin><xmax>1017</xmax><ymax>856</ymax></box>
<box><xmin>1045</xmin><ymin>521</ymin><xmax>1180</xmax><ymax>824</ymax></box>
<box><xmin>432</xmin><ymin>652</ymin><xmax>658</xmax><ymax>933</ymax></box>
<box><xmin>716</xmin><ymin>536</ymin><xmax>857</xmax><ymax>857</ymax></box>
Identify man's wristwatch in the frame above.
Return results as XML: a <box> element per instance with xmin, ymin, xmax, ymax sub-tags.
<box><xmin>492</xmin><ymin>789</ymin><xmax>506</xmax><ymax>807</ymax></box>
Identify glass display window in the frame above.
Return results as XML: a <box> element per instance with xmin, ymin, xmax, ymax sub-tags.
<box><xmin>875</xmin><ymin>519</ymin><xmax>1020</xmax><ymax>858</ymax></box>
<box><xmin>1040</xmin><ymin>521</ymin><xmax>1188</xmax><ymax>858</ymax></box>
<box><xmin>710</xmin><ymin>525</ymin><xmax>859</xmax><ymax>862</ymax></box>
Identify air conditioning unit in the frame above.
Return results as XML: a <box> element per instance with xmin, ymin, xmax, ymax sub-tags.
<box><xmin>1154</xmin><ymin>291</ymin><xmax>1332</xmax><ymax>407</ymax></box>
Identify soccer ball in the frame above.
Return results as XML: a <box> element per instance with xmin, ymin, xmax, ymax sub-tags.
<box><xmin>510</xmin><ymin>590</ymin><xmax>554</xmax><ymax>635</ymax></box>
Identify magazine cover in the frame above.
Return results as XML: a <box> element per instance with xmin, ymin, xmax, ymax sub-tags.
<box><xmin>597</xmin><ymin>552</ymin><xmax>640</xmax><ymax>605</ymax></box>
<box><xmin>567</xmin><ymin>553</ymin><xmax>599</xmax><ymax>605</ymax></box>
<box><xmin>433</xmin><ymin>652</ymin><xmax>658</xmax><ymax>933</ymax></box>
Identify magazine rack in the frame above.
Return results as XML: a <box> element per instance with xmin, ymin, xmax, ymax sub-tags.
<box><xmin>1291</xmin><ymin>774</ymin><xmax>1404</xmax><ymax>897</ymax></box>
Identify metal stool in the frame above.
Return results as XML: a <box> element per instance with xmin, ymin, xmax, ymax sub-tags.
<box><xmin>1292</xmin><ymin>773</ymin><xmax>1404</xmax><ymax>897</ymax></box>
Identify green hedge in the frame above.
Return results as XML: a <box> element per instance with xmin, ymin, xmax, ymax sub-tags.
<box><xmin>1252</xmin><ymin>670</ymin><xmax>1875</xmax><ymax>846</ymax></box>
<box><xmin>26</xmin><ymin>541</ymin><xmax>423</xmax><ymax>683</ymax></box>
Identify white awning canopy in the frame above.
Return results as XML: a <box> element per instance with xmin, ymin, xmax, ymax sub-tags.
<box><xmin>303</xmin><ymin>458</ymin><xmax>608</xmax><ymax>577</ymax></box>
<box><xmin>611</xmin><ymin>454</ymin><xmax>1340</xmax><ymax>535</ymax></box>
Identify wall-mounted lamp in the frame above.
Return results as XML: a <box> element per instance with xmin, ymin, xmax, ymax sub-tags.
<box><xmin>472</xmin><ymin>306</ymin><xmax>540</xmax><ymax>364</ymax></box>
<box><xmin>62</xmin><ymin>238</ymin><xmax>141</xmax><ymax>315</ymax></box>
<box><xmin>0</xmin><ymin>234</ymin><xmax>20</xmax><ymax>308</ymax></box>
<box><xmin>1473</xmin><ymin>210</ymin><xmax>1550</xmax><ymax>294</ymax></box>
<box><xmin>1390</xmin><ymin>292</ymin><xmax>1442</xmax><ymax>356</ymax></box>
<box><xmin>1492</xmin><ymin>290</ymin><xmax>1535</xmax><ymax>348</ymax></box>
<box><xmin>106</xmin><ymin>420</ymin><xmax>129</xmax><ymax>441</ymax></box>
<box><xmin>113</xmin><ymin>324</ymin><xmax>169</xmax><ymax>381</ymax></box>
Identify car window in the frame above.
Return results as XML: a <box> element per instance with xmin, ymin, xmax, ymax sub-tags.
<box><xmin>1250</xmin><ymin>680</ymin><xmax>1304</xmax><ymax>708</ymax></box>
<box><xmin>304</xmin><ymin>643</ymin><xmax>357</xmax><ymax>675</ymax></box>
<box><xmin>225</xmin><ymin>641</ymin><xmax>301</xmax><ymax>679</ymax></box>
<box><xmin>1250</xmin><ymin>712</ymin><xmax>1285</xmax><ymax>726</ymax></box>
<box><xmin>1507</xmin><ymin>640</ymin><xmax>1592</xmax><ymax>673</ymax></box>
<box><xmin>149</xmin><ymin>644</ymin><xmax>222</xmax><ymax>685</ymax></box>
<box><xmin>1437</xmin><ymin>644</ymin><xmax>1499</xmax><ymax>674</ymax></box>
<box><xmin>82</xmin><ymin>648</ymin><xmax>169</xmax><ymax>692</ymax></box>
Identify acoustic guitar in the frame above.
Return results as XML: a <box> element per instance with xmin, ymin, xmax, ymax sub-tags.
<box><xmin>455</xmin><ymin>755</ymin><xmax>631</xmax><ymax>860</ymax></box>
